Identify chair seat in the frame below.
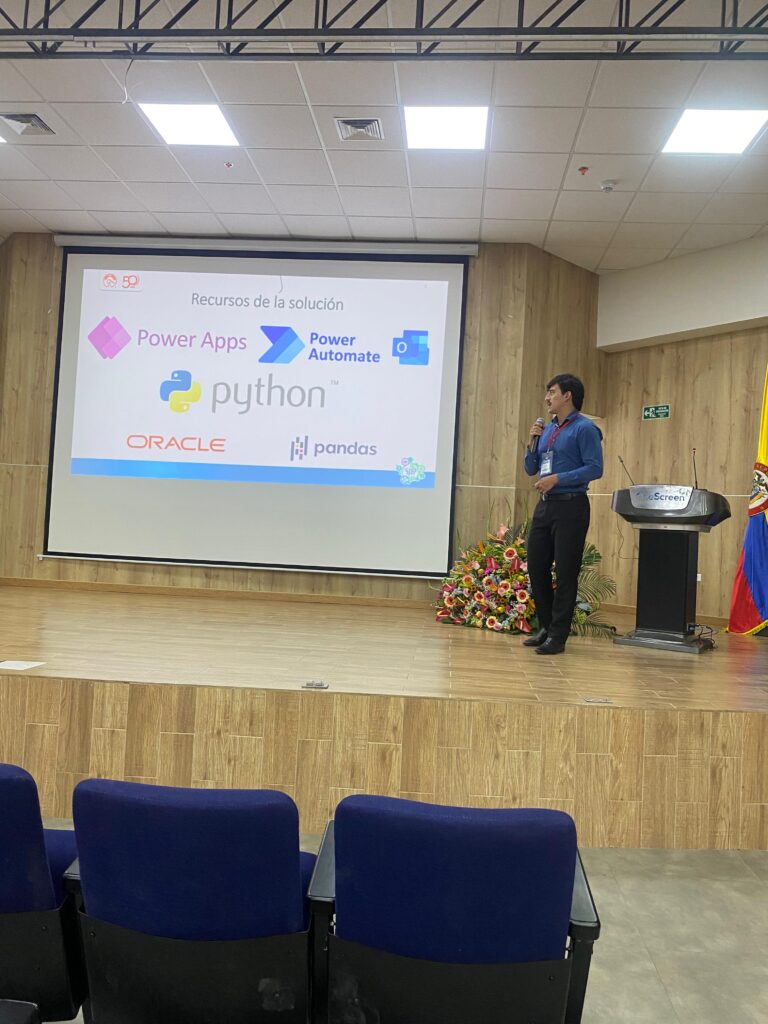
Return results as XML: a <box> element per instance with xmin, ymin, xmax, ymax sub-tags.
<box><xmin>42</xmin><ymin>830</ymin><xmax>77</xmax><ymax>907</ymax></box>
<box><xmin>0</xmin><ymin>1001</ymin><xmax>40</xmax><ymax>1024</ymax></box>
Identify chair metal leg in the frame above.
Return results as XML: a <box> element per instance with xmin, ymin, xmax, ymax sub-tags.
<box><xmin>565</xmin><ymin>937</ymin><xmax>594</xmax><ymax>1024</ymax></box>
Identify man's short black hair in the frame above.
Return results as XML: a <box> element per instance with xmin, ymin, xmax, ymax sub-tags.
<box><xmin>546</xmin><ymin>373</ymin><xmax>585</xmax><ymax>410</ymax></box>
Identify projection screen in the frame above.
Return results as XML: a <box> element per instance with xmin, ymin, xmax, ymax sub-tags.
<box><xmin>45</xmin><ymin>247</ymin><xmax>467</xmax><ymax>576</ymax></box>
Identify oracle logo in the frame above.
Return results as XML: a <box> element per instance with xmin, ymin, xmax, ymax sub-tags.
<box><xmin>126</xmin><ymin>435</ymin><xmax>226</xmax><ymax>452</ymax></box>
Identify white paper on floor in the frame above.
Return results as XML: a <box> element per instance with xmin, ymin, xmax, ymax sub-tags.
<box><xmin>0</xmin><ymin>660</ymin><xmax>46</xmax><ymax>670</ymax></box>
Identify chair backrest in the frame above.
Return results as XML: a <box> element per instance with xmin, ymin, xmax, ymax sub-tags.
<box><xmin>334</xmin><ymin>795</ymin><xmax>577</xmax><ymax>964</ymax></box>
<box><xmin>73</xmin><ymin>780</ymin><xmax>307</xmax><ymax>940</ymax></box>
<box><xmin>0</xmin><ymin>764</ymin><xmax>57</xmax><ymax>913</ymax></box>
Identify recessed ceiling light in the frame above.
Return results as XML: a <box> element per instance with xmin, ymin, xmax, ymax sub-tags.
<box><xmin>404</xmin><ymin>106</ymin><xmax>488</xmax><ymax>150</ymax></box>
<box><xmin>139</xmin><ymin>103</ymin><xmax>239</xmax><ymax>146</ymax></box>
<box><xmin>663</xmin><ymin>109</ymin><xmax>768</xmax><ymax>154</ymax></box>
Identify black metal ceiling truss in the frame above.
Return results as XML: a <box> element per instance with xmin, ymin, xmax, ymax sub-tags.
<box><xmin>0</xmin><ymin>0</ymin><xmax>767</xmax><ymax>60</ymax></box>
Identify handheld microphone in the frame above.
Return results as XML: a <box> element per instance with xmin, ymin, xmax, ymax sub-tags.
<box><xmin>529</xmin><ymin>417</ymin><xmax>546</xmax><ymax>454</ymax></box>
<box><xmin>618</xmin><ymin>455</ymin><xmax>636</xmax><ymax>486</ymax></box>
<box><xmin>692</xmin><ymin>448</ymin><xmax>699</xmax><ymax>490</ymax></box>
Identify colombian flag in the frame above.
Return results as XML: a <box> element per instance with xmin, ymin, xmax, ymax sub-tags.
<box><xmin>729</xmin><ymin>365</ymin><xmax>768</xmax><ymax>635</ymax></box>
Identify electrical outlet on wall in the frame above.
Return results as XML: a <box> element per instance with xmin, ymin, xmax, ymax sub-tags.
<box><xmin>697</xmin><ymin>574</ymin><xmax>702</xmax><ymax>582</ymax></box>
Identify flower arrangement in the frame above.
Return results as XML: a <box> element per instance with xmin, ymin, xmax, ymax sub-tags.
<box><xmin>436</xmin><ymin>523</ymin><xmax>536</xmax><ymax>634</ymax></box>
<box><xmin>436</xmin><ymin>521</ymin><xmax>616</xmax><ymax>637</ymax></box>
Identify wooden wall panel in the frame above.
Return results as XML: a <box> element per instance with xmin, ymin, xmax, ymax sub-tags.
<box><xmin>2</xmin><ymin>673</ymin><xmax>764</xmax><ymax>850</ymax></box>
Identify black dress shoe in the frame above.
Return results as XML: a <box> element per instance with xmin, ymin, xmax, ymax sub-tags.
<box><xmin>535</xmin><ymin>638</ymin><xmax>566</xmax><ymax>655</ymax></box>
<box><xmin>522</xmin><ymin>628</ymin><xmax>548</xmax><ymax>648</ymax></box>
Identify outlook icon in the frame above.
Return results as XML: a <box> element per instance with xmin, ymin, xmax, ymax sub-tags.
<box><xmin>392</xmin><ymin>330</ymin><xmax>429</xmax><ymax>366</ymax></box>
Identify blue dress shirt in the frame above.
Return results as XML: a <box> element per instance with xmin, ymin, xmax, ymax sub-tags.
<box><xmin>523</xmin><ymin>412</ymin><xmax>604</xmax><ymax>494</ymax></box>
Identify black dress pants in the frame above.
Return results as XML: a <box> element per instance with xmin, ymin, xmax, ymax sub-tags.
<box><xmin>527</xmin><ymin>494</ymin><xmax>590</xmax><ymax>644</ymax></box>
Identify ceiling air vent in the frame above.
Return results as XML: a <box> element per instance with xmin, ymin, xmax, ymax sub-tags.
<box><xmin>0</xmin><ymin>113</ymin><xmax>54</xmax><ymax>136</ymax></box>
<box><xmin>335</xmin><ymin>117</ymin><xmax>384</xmax><ymax>142</ymax></box>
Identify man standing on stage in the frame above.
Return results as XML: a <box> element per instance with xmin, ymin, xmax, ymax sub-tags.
<box><xmin>522</xmin><ymin>374</ymin><xmax>603</xmax><ymax>655</ymax></box>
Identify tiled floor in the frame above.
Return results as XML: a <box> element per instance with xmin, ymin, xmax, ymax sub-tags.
<box><xmin>54</xmin><ymin>845</ymin><xmax>768</xmax><ymax>1024</ymax></box>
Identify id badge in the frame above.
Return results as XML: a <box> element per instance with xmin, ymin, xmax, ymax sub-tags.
<box><xmin>540</xmin><ymin>450</ymin><xmax>554</xmax><ymax>476</ymax></box>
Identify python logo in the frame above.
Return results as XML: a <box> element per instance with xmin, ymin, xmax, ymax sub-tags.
<box><xmin>160</xmin><ymin>370</ymin><xmax>202</xmax><ymax>413</ymax></box>
<box><xmin>259</xmin><ymin>325</ymin><xmax>306</xmax><ymax>364</ymax></box>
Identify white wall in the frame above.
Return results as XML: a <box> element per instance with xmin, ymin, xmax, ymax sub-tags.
<box><xmin>597</xmin><ymin>233</ymin><xmax>768</xmax><ymax>350</ymax></box>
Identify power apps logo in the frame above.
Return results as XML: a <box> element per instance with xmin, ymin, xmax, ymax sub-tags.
<box><xmin>290</xmin><ymin>435</ymin><xmax>308</xmax><ymax>462</ymax></box>
<box><xmin>88</xmin><ymin>316</ymin><xmax>131</xmax><ymax>360</ymax></box>
<box><xmin>392</xmin><ymin>330</ymin><xmax>429</xmax><ymax>366</ymax></box>
<box><xmin>160</xmin><ymin>370</ymin><xmax>202</xmax><ymax>413</ymax></box>
<box><xmin>259</xmin><ymin>326</ymin><xmax>305</xmax><ymax>364</ymax></box>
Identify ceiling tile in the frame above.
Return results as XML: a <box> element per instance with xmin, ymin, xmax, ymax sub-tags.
<box><xmin>283</xmin><ymin>216</ymin><xmax>351</xmax><ymax>238</ymax></box>
<box><xmin>0</xmin><ymin>104</ymin><xmax>82</xmax><ymax>145</ymax></box>
<box><xmin>268</xmin><ymin>185</ymin><xmax>343</xmax><ymax>216</ymax></box>
<box><xmin>60</xmin><ymin>180</ymin><xmax>146</xmax><ymax>211</ymax></box>
<box><xmin>32</xmin><ymin>211</ymin><xmax>104</xmax><ymax>233</ymax></box>
<box><xmin>0</xmin><ymin>191</ymin><xmax>15</xmax><ymax>210</ymax></box>
<box><xmin>251</xmin><ymin>149</ymin><xmax>333</xmax><ymax>186</ymax></box>
<box><xmin>479</xmin><ymin>220</ymin><xmax>548</xmax><ymax>244</ymax></box>
<box><xmin>123</xmin><ymin>63</ymin><xmax>217</xmax><ymax>104</ymax></box>
<box><xmin>0</xmin><ymin>63</ymin><xmax>43</xmax><ymax>101</ymax></box>
<box><xmin>687</xmin><ymin>63</ymin><xmax>768</xmax><ymax>109</ymax></box>
<box><xmin>0</xmin><ymin>146</ymin><xmax>48</xmax><ymax>180</ymax></box>
<box><xmin>153</xmin><ymin>212</ymin><xmax>226</xmax><ymax>235</ymax></box>
<box><xmin>349</xmin><ymin>217</ymin><xmax>415</xmax><ymax>240</ymax></box>
<box><xmin>576</xmin><ymin>108</ymin><xmax>680</xmax><ymax>154</ymax></box>
<box><xmin>677</xmin><ymin>223</ymin><xmax>760</xmax><ymax>250</ymax></box>
<box><xmin>553</xmin><ymin>191</ymin><xmax>633</xmax><ymax>222</ymax></box>
<box><xmin>482</xmin><ymin>189</ymin><xmax>557</xmax><ymax>220</ymax></box>
<box><xmin>486</xmin><ymin>152</ymin><xmax>568</xmax><ymax>190</ymax></box>
<box><xmin>624</xmin><ymin>191</ymin><xmax>711</xmax><ymax>222</ymax></box>
<box><xmin>490</xmin><ymin>107</ymin><xmax>581</xmax><ymax>153</ymax></box>
<box><xmin>396</xmin><ymin>62</ymin><xmax>493</xmax><ymax>105</ymax></box>
<box><xmin>224</xmin><ymin>105</ymin><xmax>320</xmax><ymax>149</ymax></box>
<box><xmin>599</xmin><ymin>247</ymin><xmax>673</xmax><ymax>271</ymax></box>
<box><xmin>127</xmin><ymin>181</ymin><xmax>209</xmax><ymax>213</ymax></box>
<box><xmin>301</xmin><ymin>64</ymin><xmax>397</xmax><ymax>106</ymax></box>
<box><xmin>610</xmin><ymin>222</ymin><xmax>689</xmax><ymax>247</ymax></box>
<box><xmin>546</xmin><ymin>222</ymin><xmax>617</xmax><ymax>246</ymax></box>
<box><xmin>196</xmin><ymin>183</ymin><xmax>276</xmax><ymax>215</ymax></box>
<box><xmin>411</xmin><ymin>188</ymin><xmax>483</xmax><ymax>218</ymax></box>
<box><xmin>589</xmin><ymin>61</ymin><xmax>702</xmax><ymax>108</ymax></box>
<box><xmin>218</xmin><ymin>214</ymin><xmax>288</xmax><ymax>237</ymax></box>
<box><xmin>0</xmin><ymin>180</ymin><xmax>80</xmax><ymax>211</ymax></box>
<box><xmin>697</xmin><ymin>193</ymin><xmax>768</xmax><ymax>225</ymax></box>
<box><xmin>493</xmin><ymin>62</ymin><xmax>597</xmax><ymax>107</ymax></box>
<box><xmin>20</xmin><ymin>145</ymin><xmax>116</xmax><ymax>181</ymax></box>
<box><xmin>641</xmin><ymin>154</ymin><xmax>739</xmax><ymax>192</ymax></box>
<box><xmin>201</xmin><ymin>63</ymin><xmax>305</xmax><ymax>105</ymax></box>
<box><xmin>92</xmin><ymin>146</ymin><xmax>187</xmax><ymax>183</ymax></box>
<box><xmin>53</xmin><ymin>103</ymin><xmax>160</xmax><ymax>145</ymax></box>
<box><xmin>338</xmin><ymin>187</ymin><xmax>411</xmax><ymax>217</ymax></box>
<box><xmin>92</xmin><ymin>211</ymin><xmax>164</xmax><ymax>234</ymax></box>
<box><xmin>406</xmin><ymin>151</ymin><xmax>485</xmax><ymax>188</ymax></box>
<box><xmin>171</xmin><ymin>146</ymin><xmax>260</xmax><ymax>184</ymax></box>
<box><xmin>720</xmin><ymin>156</ymin><xmax>768</xmax><ymax>194</ymax></box>
<box><xmin>0</xmin><ymin>210</ymin><xmax>46</xmax><ymax>232</ymax></box>
<box><xmin>17</xmin><ymin>60</ymin><xmax>124</xmax><ymax>102</ymax></box>
<box><xmin>562</xmin><ymin>154</ymin><xmax>653</xmax><ymax>191</ymax></box>
<box><xmin>330</xmin><ymin>150</ymin><xmax>408</xmax><ymax>187</ymax></box>
<box><xmin>414</xmin><ymin>218</ymin><xmax>480</xmax><ymax>241</ymax></box>
<box><xmin>314</xmin><ymin>106</ymin><xmax>405</xmax><ymax>151</ymax></box>
<box><xmin>543</xmin><ymin>243</ymin><xmax>605</xmax><ymax>271</ymax></box>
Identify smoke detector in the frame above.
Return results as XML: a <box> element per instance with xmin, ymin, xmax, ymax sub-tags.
<box><xmin>335</xmin><ymin>117</ymin><xmax>384</xmax><ymax>141</ymax></box>
<box><xmin>0</xmin><ymin>113</ymin><xmax>54</xmax><ymax>136</ymax></box>
<box><xmin>600</xmin><ymin>179</ymin><xmax>617</xmax><ymax>193</ymax></box>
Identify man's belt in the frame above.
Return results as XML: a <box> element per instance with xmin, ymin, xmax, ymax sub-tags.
<box><xmin>540</xmin><ymin>492</ymin><xmax>587</xmax><ymax>502</ymax></box>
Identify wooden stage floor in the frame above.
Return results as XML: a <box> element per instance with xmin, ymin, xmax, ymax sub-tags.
<box><xmin>1</xmin><ymin>585</ymin><xmax>766</xmax><ymax>849</ymax></box>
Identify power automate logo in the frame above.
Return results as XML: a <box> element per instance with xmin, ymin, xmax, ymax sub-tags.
<box><xmin>259</xmin><ymin>326</ymin><xmax>306</xmax><ymax>364</ymax></box>
<box><xmin>392</xmin><ymin>330</ymin><xmax>429</xmax><ymax>366</ymax></box>
<box><xmin>160</xmin><ymin>370</ymin><xmax>202</xmax><ymax>413</ymax></box>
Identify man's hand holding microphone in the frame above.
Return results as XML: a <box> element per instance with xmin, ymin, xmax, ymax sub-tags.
<box><xmin>529</xmin><ymin>416</ymin><xmax>559</xmax><ymax>495</ymax></box>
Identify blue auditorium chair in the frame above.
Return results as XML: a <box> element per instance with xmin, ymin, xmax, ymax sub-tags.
<box><xmin>0</xmin><ymin>764</ymin><xmax>83</xmax><ymax>1021</ymax></box>
<box><xmin>71</xmin><ymin>780</ymin><xmax>316</xmax><ymax>1024</ymax></box>
<box><xmin>309</xmin><ymin>795</ymin><xmax>600</xmax><ymax>1024</ymax></box>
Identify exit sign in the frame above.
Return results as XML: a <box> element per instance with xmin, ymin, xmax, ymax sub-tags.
<box><xmin>642</xmin><ymin>404</ymin><xmax>670</xmax><ymax>420</ymax></box>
